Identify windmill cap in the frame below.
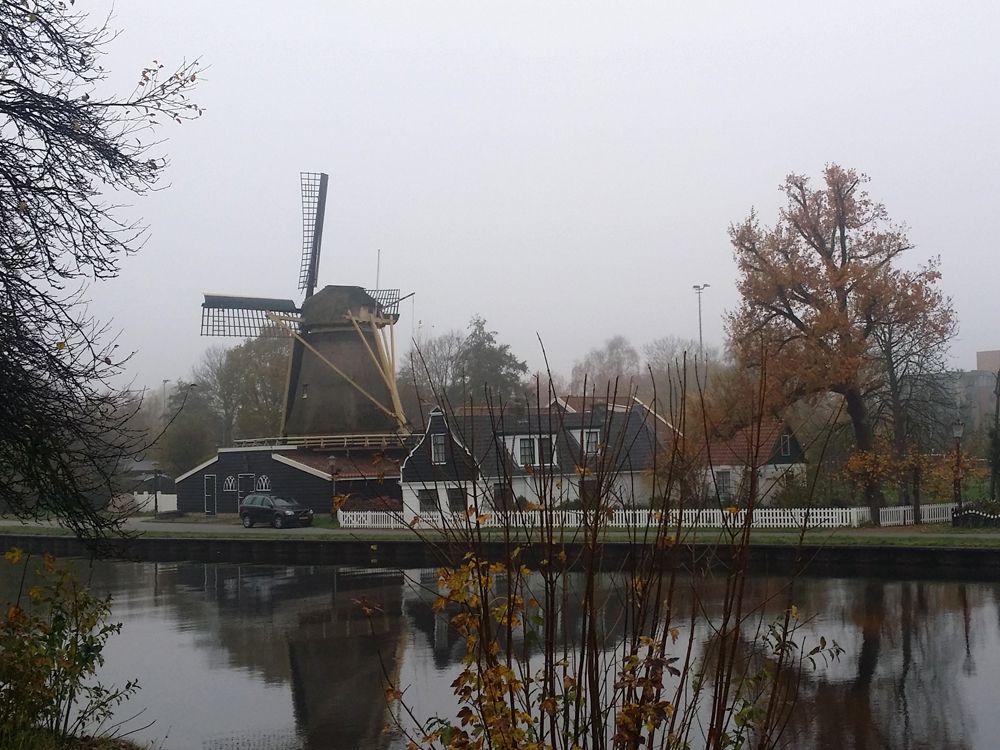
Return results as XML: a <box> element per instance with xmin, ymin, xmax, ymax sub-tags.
<box><xmin>300</xmin><ymin>285</ymin><xmax>382</xmax><ymax>326</ymax></box>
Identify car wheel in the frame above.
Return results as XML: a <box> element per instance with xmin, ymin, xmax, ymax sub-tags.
<box><xmin>241</xmin><ymin>514</ymin><xmax>253</xmax><ymax>528</ymax></box>
<box><xmin>272</xmin><ymin>514</ymin><xmax>284</xmax><ymax>529</ymax></box>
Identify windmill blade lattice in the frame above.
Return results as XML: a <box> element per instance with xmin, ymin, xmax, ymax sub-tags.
<box><xmin>299</xmin><ymin>172</ymin><xmax>329</xmax><ymax>298</ymax></box>
<box><xmin>201</xmin><ymin>295</ymin><xmax>300</xmax><ymax>338</ymax></box>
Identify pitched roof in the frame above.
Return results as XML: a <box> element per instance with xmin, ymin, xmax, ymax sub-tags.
<box><xmin>706</xmin><ymin>420</ymin><xmax>791</xmax><ymax>467</ymax></box>
<box><xmin>413</xmin><ymin>402</ymin><xmax>664</xmax><ymax>479</ymax></box>
<box><xmin>554</xmin><ymin>395</ymin><xmax>645</xmax><ymax>413</ymax></box>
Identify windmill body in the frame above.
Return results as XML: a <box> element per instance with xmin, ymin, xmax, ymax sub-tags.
<box><xmin>283</xmin><ymin>285</ymin><xmax>403</xmax><ymax>437</ymax></box>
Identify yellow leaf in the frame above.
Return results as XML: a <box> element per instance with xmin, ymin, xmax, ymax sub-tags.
<box><xmin>4</xmin><ymin>548</ymin><xmax>23</xmax><ymax>565</ymax></box>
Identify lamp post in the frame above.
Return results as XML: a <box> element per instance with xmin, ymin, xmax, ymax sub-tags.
<box><xmin>328</xmin><ymin>455</ymin><xmax>338</xmax><ymax>521</ymax></box>
<box><xmin>153</xmin><ymin>467</ymin><xmax>161</xmax><ymax>517</ymax></box>
<box><xmin>953</xmin><ymin>419</ymin><xmax>964</xmax><ymax>511</ymax></box>
<box><xmin>692</xmin><ymin>284</ymin><xmax>710</xmax><ymax>359</ymax></box>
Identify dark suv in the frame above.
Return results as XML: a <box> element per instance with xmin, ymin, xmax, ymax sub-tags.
<box><xmin>239</xmin><ymin>494</ymin><xmax>314</xmax><ymax>529</ymax></box>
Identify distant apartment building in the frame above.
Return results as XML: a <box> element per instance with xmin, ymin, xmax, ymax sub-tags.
<box><xmin>955</xmin><ymin>351</ymin><xmax>1000</xmax><ymax>435</ymax></box>
<box><xmin>978</xmin><ymin>350</ymin><xmax>1000</xmax><ymax>372</ymax></box>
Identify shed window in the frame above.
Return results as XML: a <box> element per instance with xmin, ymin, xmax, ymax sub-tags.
<box><xmin>255</xmin><ymin>475</ymin><xmax>271</xmax><ymax>491</ymax></box>
<box><xmin>223</xmin><ymin>475</ymin><xmax>237</xmax><ymax>492</ymax></box>
<box><xmin>716</xmin><ymin>470</ymin><xmax>732</xmax><ymax>500</ymax></box>
<box><xmin>417</xmin><ymin>488</ymin><xmax>440</xmax><ymax>513</ymax></box>
<box><xmin>780</xmin><ymin>434</ymin><xmax>791</xmax><ymax>457</ymax></box>
<box><xmin>431</xmin><ymin>433</ymin><xmax>447</xmax><ymax>465</ymax></box>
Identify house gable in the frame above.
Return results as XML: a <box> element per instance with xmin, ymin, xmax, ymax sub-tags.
<box><xmin>401</xmin><ymin>408</ymin><xmax>479</xmax><ymax>484</ymax></box>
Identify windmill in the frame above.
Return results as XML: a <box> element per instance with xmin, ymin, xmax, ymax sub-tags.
<box><xmin>200</xmin><ymin>172</ymin><xmax>409</xmax><ymax>440</ymax></box>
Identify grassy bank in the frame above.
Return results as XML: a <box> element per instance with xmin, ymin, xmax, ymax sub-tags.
<box><xmin>6</xmin><ymin>515</ymin><xmax>1000</xmax><ymax>548</ymax></box>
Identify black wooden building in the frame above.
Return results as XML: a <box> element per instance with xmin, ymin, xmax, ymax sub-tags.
<box><xmin>175</xmin><ymin>445</ymin><xmax>405</xmax><ymax>515</ymax></box>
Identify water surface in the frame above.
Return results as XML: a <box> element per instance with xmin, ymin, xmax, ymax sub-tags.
<box><xmin>4</xmin><ymin>561</ymin><xmax>998</xmax><ymax>749</ymax></box>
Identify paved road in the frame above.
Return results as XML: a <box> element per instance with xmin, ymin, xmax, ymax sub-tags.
<box><xmin>124</xmin><ymin>515</ymin><xmax>338</xmax><ymax>536</ymax></box>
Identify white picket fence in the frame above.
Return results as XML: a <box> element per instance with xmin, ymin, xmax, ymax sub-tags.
<box><xmin>878</xmin><ymin>502</ymin><xmax>956</xmax><ymax>527</ymax></box>
<box><xmin>339</xmin><ymin>503</ymin><xmax>956</xmax><ymax>531</ymax></box>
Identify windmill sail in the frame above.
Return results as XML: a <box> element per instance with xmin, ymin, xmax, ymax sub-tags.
<box><xmin>299</xmin><ymin>172</ymin><xmax>329</xmax><ymax>298</ymax></box>
<box><xmin>201</xmin><ymin>295</ymin><xmax>300</xmax><ymax>338</ymax></box>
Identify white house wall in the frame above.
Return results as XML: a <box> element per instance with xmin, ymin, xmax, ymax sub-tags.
<box><xmin>401</xmin><ymin>470</ymin><xmax>656</xmax><ymax>516</ymax></box>
<box><xmin>708</xmin><ymin>463</ymin><xmax>805</xmax><ymax>504</ymax></box>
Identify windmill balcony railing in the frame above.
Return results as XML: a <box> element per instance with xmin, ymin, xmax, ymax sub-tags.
<box><xmin>233</xmin><ymin>432</ymin><xmax>411</xmax><ymax>450</ymax></box>
<box><xmin>339</xmin><ymin>503</ymin><xmax>958</xmax><ymax>531</ymax></box>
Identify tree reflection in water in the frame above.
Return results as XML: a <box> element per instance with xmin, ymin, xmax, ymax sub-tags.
<box><xmin>6</xmin><ymin>561</ymin><xmax>996</xmax><ymax>749</ymax></box>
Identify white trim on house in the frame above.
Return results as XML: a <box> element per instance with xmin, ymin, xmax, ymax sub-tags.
<box><xmin>176</xmin><ymin>456</ymin><xmax>220</xmax><ymax>483</ymax></box>
<box><xmin>271</xmin><ymin>452</ymin><xmax>331</xmax><ymax>480</ymax></box>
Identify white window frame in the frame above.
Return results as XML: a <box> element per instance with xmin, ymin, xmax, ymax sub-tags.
<box><xmin>255</xmin><ymin>475</ymin><xmax>271</xmax><ymax>491</ymax></box>
<box><xmin>223</xmin><ymin>475</ymin><xmax>237</xmax><ymax>492</ymax></box>
<box><xmin>431</xmin><ymin>433</ymin><xmax>447</xmax><ymax>465</ymax></box>
<box><xmin>518</xmin><ymin>437</ymin><xmax>535</xmax><ymax>466</ymax></box>
<box><xmin>515</xmin><ymin>435</ymin><xmax>558</xmax><ymax>467</ymax></box>
<box><xmin>583</xmin><ymin>430</ymin><xmax>600</xmax><ymax>454</ymax></box>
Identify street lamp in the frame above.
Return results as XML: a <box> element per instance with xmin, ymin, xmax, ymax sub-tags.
<box><xmin>953</xmin><ymin>419</ymin><xmax>965</xmax><ymax>511</ymax></box>
<box><xmin>692</xmin><ymin>284</ymin><xmax>710</xmax><ymax>359</ymax></box>
<box><xmin>153</xmin><ymin>466</ymin><xmax>161</xmax><ymax>517</ymax></box>
<box><xmin>328</xmin><ymin>455</ymin><xmax>338</xmax><ymax>521</ymax></box>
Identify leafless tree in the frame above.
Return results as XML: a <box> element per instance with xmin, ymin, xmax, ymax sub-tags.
<box><xmin>0</xmin><ymin>0</ymin><xmax>201</xmax><ymax>541</ymax></box>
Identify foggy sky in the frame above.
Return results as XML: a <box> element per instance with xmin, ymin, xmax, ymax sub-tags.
<box><xmin>85</xmin><ymin>1</ymin><xmax>1000</xmax><ymax>390</ymax></box>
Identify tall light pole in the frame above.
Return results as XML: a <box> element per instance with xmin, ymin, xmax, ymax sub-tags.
<box><xmin>953</xmin><ymin>419</ymin><xmax>965</xmax><ymax>512</ymax></box>
<box><xmin>692</xmin><ymin>284</ymin><xmax>710</xmax><ymax>359</ymax></box>
<box><xmin>161</xmin><ymin>379</ymin><xmax>171</xmax><ymax>416</ymax></box>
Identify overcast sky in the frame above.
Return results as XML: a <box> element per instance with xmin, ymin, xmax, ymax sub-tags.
<box><xmin>86</xmin><ymin>1</ymin><xmax>999</xmax><ymax>390</ymax></box>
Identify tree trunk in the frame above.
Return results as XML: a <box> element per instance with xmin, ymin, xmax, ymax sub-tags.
<box><xmin>911</xmin><ymin>464</ymin><xmax>922</xmax><ymax>525</ymax></box>
<box><xmin>844</xmin><ymin>387</ymin><xmax>884</xmax><ymax>523</ymax></box>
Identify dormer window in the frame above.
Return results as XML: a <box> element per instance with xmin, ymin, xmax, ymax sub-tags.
<box><xmin>516</xmin><ymin>436</ymin><xmax>557</xmax><ymax>466</ymax></box>
<box><xmin>519</xmin><ymin>437</ymin><xmax>535</xmax><ymax>466</ymax></box>
<box><xmin>431</xmin><ymin>433</ymin><xmax>447</xmax><ymax>464</ymax></box>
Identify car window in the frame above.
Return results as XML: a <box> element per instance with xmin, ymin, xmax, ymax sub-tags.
<box><xmin>261</xmin><ymin>497</ymin><xmax>273</xmax><ymax>508</ymax></box>
<box><xmin>273</xmin><ymin>497</ymin><xmax>296</xmax><ymax>508</ymax></box>
<box><xmin>244</xmin><ymin>496</ymin><xmax>257</xmax><ymax>506</ymax></box>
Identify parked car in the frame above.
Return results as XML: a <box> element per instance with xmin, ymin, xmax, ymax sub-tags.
<box><xmin>239</xmin><ymin>494</ymin><xmax>314</xmax><ymax>529</ymax></box>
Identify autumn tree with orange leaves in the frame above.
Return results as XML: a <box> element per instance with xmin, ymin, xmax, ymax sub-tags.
<box><xmin>727</xmin><ymin>165</ymin><xmax>954</xmax><ymax>521</ymax></box>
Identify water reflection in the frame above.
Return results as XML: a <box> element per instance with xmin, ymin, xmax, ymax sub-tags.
<box><xmin>2</xmin><ymin>561</ymin><xmax>998</xmax><ymax>749</ymax></box>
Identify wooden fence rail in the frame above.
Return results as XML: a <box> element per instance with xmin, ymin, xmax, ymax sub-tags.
<box><xmin>339</xmin><ymin>503</ymin><xmax>956</xmax><ymax>531</ymax></box>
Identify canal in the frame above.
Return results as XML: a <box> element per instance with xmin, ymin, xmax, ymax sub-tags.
<box><xmin>4</xmin><ymin>560</ymin><xmax>998</xmax><ymax>749</ymax></box>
